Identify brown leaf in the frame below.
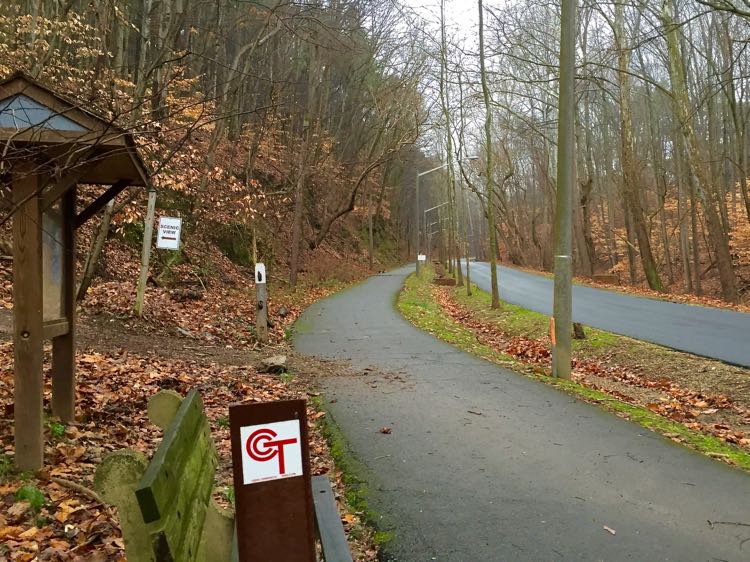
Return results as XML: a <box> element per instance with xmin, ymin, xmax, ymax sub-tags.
<box><xmin>7</xmin><ymin>501</ymin><xmax>30</xmax><ymax>518</ymax></box>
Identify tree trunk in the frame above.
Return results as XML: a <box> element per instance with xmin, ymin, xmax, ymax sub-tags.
<box><xmin>479</xmin><ymin>0</ymin><xmax>500</xmax><ymax>308</ymax></box>
<box><xmin>290</xmin><ymin>44</ymin><xmax>319</xmax><ymax>289</ymax></box>
<box><xmin>77</xmin><ymin>200</ymin><xmax>115</xmax><ymax>302</ymax></box>
<box><xmin>615</xmin><ymin>3</ymin><xmax>664</xmax><ymax>292</ymax></box>
<box><xmin>675</xmin><ymin>136</ymin><xmax>693</xmax><ymax>292</ymax></box>
<box><xmin>623</xmin><ymin>198</ymin><xmax>639</xmax><ymax>285</ymax></box>
<box><xmin>662</xmin><ymin>0</ymin><xmax>738</xmax><ymax>302</ymax></box>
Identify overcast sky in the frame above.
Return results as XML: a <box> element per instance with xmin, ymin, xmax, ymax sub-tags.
<box><xmin>401</xmin><ymin>0</ymin><xmax>479</xmax><ymax>37</ymax></box>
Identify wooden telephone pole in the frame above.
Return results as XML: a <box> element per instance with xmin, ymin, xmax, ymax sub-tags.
<box><xmin>552</xmin><ymin>0</ymin><xmax>576</xmax><ymax>379</ymax></box>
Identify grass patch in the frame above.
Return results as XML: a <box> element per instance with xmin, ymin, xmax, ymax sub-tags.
<box><xmin>0</xmin><ymin>454</ymin><xmax>13</xmax><ymax>482</ymax></box>
<box><xmin>397</xmin><ymin>266</ymin><xmax>519</xmax><ymax>369</ymax></box>
<box><xmin>398</xmin><ymin>269</ymin><xmax>750</xmax><ymax>472</ymax></box>
<box><xmin>454</xmin><ymin>281</ymin><xmax>620</xmax><ymax>354</ymax></box>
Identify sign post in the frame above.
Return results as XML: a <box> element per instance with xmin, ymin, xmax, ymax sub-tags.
<box><xmin>255</xmin><ymin>263</ymin><xmax>268</xmax><ymax>343</ymax></box>
<box><xmin>229</xmin><ymin>400</ymin><xmax>316</xmax><ymax>561</ymax></box>
<box><xmin>134</xmin><ymin>189</ymin><xmax>157</xmax><ymax>317</ymax></box>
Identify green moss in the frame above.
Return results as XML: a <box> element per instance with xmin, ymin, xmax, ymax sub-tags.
<box><xmin>315</xmin><ymin>408</ymin><xmax>370</xmax><ymax>515</ymax></box>
<box><xmin>374</xmin><ymin>530</ymin><xmax>395</xmax><ymax>546</ymax></box>
<box><xmin>16</xmin><ymin>484</ymin><xmax>46</xmax><ymax>513</ymax></box>
<box><xmin>291</xmin><ymin>319</ymin><xmax>312</xmax><ymax>336</ymax></box>
<box><xmin>213</xmin><ymin>223</ymin><xmax>252</xmax><ymax>266</ymax></box>
<box><xmin>310</xmin><ymin>396</ymin><xmax>396</xmax><ymax>546</ymax></box>
<box><xmin>397</xmin><ymin>271</ymin><xmax>750</xmax><ymax>473</ymax></box>
<box><xmin>47</xmin><ymin>420</ymin><xmax>65</xmax><ymax>440</ymax></box>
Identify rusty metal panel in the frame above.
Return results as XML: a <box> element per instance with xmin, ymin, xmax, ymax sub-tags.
<box><xmin>229</xmin><ymin>399</ymin><xmax>316</xmax><ymax>562</ymax></box>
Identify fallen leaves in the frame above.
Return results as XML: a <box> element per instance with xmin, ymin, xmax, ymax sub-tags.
<box><xmin>0</xmin><ymin>336</ymin><xmax>373</xmax><ymax>560</ymax></box>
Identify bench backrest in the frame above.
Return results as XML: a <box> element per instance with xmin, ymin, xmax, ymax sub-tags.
<box><xmin>95</xmin><ymin>389</ymin><xmax>350</xmax><ymax>562</ymax></box>
<box><xmin>136</xmin><ymin>389</ymin><xmax>218</xmax><ymax>561</ymax></box>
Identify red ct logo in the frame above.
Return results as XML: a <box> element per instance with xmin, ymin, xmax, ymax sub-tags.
<box><xmin>246</xmin><ymin>428</ymin><xmax>298</xmax><ymax>474</ymax></box>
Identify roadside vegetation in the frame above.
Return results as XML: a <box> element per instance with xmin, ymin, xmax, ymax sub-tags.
<box><xmin>398</xmin><ymin>265</ymin><xmax>750</xmax><ymax>472</ymax></box>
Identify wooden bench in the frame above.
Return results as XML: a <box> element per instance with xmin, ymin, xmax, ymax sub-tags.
<box><xmin>94</xmin><ymin>389</ymin><xmax>352</xmax><ymax>562</ymax></box>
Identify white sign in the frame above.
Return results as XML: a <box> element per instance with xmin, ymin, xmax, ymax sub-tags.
<box><xmin>240</xmin><ymin>420</ymin><xmax>303</xmax><ymax>485</ymax></box>
<box><xmin>156</xmin><ymin>217</ymin><xmax>182</xmax><ymax>250</ymax></box>
<box><xmin>255</xmin><ymin>262</ymin><xmax>266</xmax><ymax>284</ymax></box>
<box><xmin>418</xmin><ymin>254</ymin><xmax>427</xmax><ymax>262</ymax></box>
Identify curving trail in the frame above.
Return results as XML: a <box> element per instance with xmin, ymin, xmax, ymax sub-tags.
<box><xmin>468</xmin><ymin>262</ymin><xmax>750</xmax><ymax>367</ymax></box>
<box><xmin>295</xmin><ymin>266</ymin><xmax>750</xmax><ymax>561</ymax></box>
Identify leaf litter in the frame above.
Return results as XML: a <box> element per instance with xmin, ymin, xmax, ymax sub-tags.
<box><xmin>0</xmin><ymin>285</ymin><xmax>378</xmax><ymax>561</ymax></box>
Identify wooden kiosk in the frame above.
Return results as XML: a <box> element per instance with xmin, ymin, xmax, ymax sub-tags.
<box><xmin>0</xmin><ymin>73</ymin><xmax>148</xmax><ymax>470</ymax></box>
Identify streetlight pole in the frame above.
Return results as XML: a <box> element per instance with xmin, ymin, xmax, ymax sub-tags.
<box><xmin>425</xmin><ymin>201</ymin><xmax>450</xmax><ymax>259</ymax></box>
<box><xmin>552</xmin><ymin>0</ymin><xmax>576</xmax><ymax>379</ymax></box>
<box><xmin>415</xmin><ymin>163</ymin><xmax>451</xmax><ymax>276</ymax></box>
<box><xmin>415</xmin><ymin>158</ymin><xmax>478</xmax><ymax>276</ymax></box>
<box><xmin>415</xmin><ymin>172</ymin><xmax>421</xmax><ymax>276</ymax></box>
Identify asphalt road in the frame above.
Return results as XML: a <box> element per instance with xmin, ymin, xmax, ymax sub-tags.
<box><xmin>294</xmin><ymin>266</ymin><xmax>750</xmax><ymax>561</ymax></box>
<box><xmin>467</xmin><ymin>262</ymin><xmax>750</xmax><ymax>367</ymax></box>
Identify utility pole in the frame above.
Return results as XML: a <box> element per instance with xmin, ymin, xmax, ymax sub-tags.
<box><xmin>368</xmin><ymin>190</ymin><xmax>374</xmax><ymax>270</ymax></box>
<box><xmin>552</xmin><ymin>0</ymin><xmax>576</xmax><ymax>379</ymax></box>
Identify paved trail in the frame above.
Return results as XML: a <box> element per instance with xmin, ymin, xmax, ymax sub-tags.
<box><xmin>468</xmin><ymin>262</ymin><xmax>750</xmax><ymax>368</ymax></box>
<box><xmin>295</xmin><ymin>266</ymin><xmax>750</xmax><ymax>561</ymax></box>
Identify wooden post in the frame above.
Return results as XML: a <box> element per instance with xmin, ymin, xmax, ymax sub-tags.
<box><xmin>13</xmin><ymin>169</ymin><xmax>45</xmax><ymax>470</ymax></box>
<box><xmin>255</xmin><ymin>263</ymin><xmax>268</xmax><ymax>343</ymax></box>
<box><xmin>134</xmin><ymin>188</ymin><xmax>156</xmax><ymax>316</ymax></box>
<box><xmin>52</xmin><ymin>186</ymin><xmax>77</xmax><ymax>422</ymax></box>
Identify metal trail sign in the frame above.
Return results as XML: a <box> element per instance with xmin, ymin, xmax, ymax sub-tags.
<box><xmin>229</xmin><ymin>400</ymin><xmax>316</xmax><ymax>562</ymax></box>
